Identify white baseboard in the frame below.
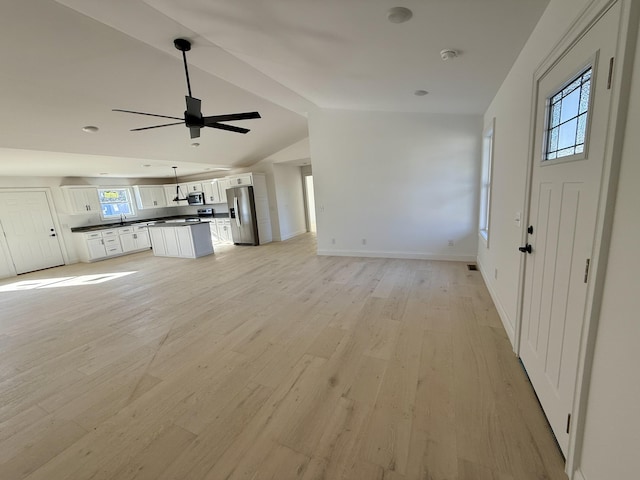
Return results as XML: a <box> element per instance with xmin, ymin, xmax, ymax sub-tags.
<box><xmin>317</xmin><ymin>249</ymin><xmax>476</xmax><ymax>262</ymax></box>
<box><xmin>572</xmin><ymin>469</ymin><xmax>586</xmax><ymax>480</ymax></box>
<box><xmin>478</xmin><ymin>258</ymin><xmax>516</xmax><ymax>347</ymax></box>
<box><xmin>280</xmin><ymin>229</ymin><xmax>307</xmax><ymax>241</ymax></box>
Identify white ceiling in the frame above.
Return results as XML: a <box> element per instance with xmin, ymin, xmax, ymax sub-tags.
<box><xmin>1</xmin><ymin>0</ymin><xmax>549</xmax><ymax>179</ymax></box>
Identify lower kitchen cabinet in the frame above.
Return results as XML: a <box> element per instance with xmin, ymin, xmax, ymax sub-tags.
<box><xmin>148</xmin><ymin>223</ymin><xmax>213</xmax><ymax>258</ymax></box>
<box><xmin>73</xmin><ymin>226</ymin><xmax>151</xmax><ymax>262</ymax></box>
<box><xmin>216</xmin><ymin>218</ymin><xmax>233</xmax><ymax>244</ymax></box>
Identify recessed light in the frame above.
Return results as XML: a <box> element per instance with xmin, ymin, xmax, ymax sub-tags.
<box><xmin>414</xmin><ymin>90</ymin><xmax>429</xmax><ymax>96</ymax></box>
<box><xmin>82</xmin><ymin>125</ymin><xmax>99</xmax><ymax>133</ymax></box>
<box><xmin>99</xmin><ymin>172</ymin><xmax>109</xmax><ymax>175</ymax></box>
<box><xmin>387</xmin><ymin>7</ymin><xmax>413</xmax><ymax>23</ymax></box>
<box><xmin>191</xmin><ymin>142</ymin><xmax>200</xmax><ymax>147</ymax></box>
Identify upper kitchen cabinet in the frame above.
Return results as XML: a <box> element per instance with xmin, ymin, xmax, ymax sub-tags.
<box><xmin>134</xmin><ymin>185</ymin><xmax>167</xmax><ymax>209</ymax></box>
<box><xmin>227</xmin><ymin>173</ymin><xmax>253</xmax><ymax>186</ymax></box>
<box><xmin>61</xmin><ymin>186</ymin><xmax>101</xmax><ymax>214</ymax></box>
<box><xmin>163</xmin><ymin>183</ymin><xmax>189</xmax><ymax>207</ymax></box>
<box><xmin>185</xmin><ymin>182</ymin><xmax>203</xmax><ymax>193</ymax></box>
<box><xmin>218</xmin><ymin>177</ymin><xmax>233</xmax><ymax>203</ymax></box>
<box><xmin>202</xmin><ymin>180</ymin><xmax>223</xmax><ymax>205</ymax></box>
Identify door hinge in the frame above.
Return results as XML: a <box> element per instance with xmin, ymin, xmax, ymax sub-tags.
<box><xmin>607</xmin><ymin>57</ymin><xmax>614</xmax><ymax>90</ymax></box>
<box><xmin>584</xmin><ymin>258</ymin><xmax>591</xmax><ymax>283</ymax></box>
<box><xmin>566</xmin><ymin>413</ymin><xmax>572</xmax><ymax>434</ymax></box>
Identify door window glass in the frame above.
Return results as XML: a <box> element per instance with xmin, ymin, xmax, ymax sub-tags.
<box><xmin>545</xmin><ymin>67</ymin><xmax>592</xmax><ymax>160</ymax></box>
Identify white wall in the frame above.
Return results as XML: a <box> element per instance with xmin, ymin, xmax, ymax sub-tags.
<box><xmin>479</xmin><ymin>0</ymin><xmax>639</xmax><ymax>478</ymax></box>
<box><xmin>309</xmin><ymin>109</ymin><xmax>481</xmax><ymax>260</ymax></box>
<box><xmin>577</xmin><ymin>18</ymin><xmax>640</xmax><ymax>480</ymax></box>
<box><xmin>477</xmin><ymin>0</ymin><xmax>592</xmax><ymax>338</ymax></box>
<box><xmin>272</xmin><ymin>164</ymin><xmax>307</xmax><ymax>240</ymax></box>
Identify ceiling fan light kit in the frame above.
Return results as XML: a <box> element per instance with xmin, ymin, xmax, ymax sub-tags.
<box><xmin>113</xmin><ymin>38</ymin><xmax>261</xmax><ymax>139</ymax></box>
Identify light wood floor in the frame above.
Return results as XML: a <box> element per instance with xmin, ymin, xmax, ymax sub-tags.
<box><xmin>0</xmin><ymin>233</ymin><xmax>567</xmax><ymax>480</ymax></box>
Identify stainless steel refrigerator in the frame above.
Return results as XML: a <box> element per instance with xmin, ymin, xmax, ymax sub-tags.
<box><xmin>227</xmin><ymin>186</ymin><xmax>259</xmax><ymax>245</ymax></box>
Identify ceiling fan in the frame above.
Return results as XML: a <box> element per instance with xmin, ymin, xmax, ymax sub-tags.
<box><xmin>113</xmin><ymin>38</ymin><xmax>261</xmax><ymax>139</ymax></box>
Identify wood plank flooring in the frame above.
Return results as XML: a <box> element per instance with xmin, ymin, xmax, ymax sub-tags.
<box><xmin>0</xmin><ymin>234</ymin><xmax>567</xmax><ymax>479</ymax></box>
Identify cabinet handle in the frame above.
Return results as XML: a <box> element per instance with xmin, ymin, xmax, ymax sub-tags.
<box><xmin>134</xmin><ymin>234</ymin><xmax>137</xmax><ymax>239</ymax></box>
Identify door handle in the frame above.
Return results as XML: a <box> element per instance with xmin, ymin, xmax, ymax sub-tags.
<box><xmin>519</xmin><ymin>244</ymin><xmax>532</xmax><ymax>254</ymax></box>
<box><xmin>234</xmin><ymin>197</ymin><xmax>241</xmax><ymax>227</ymax></box>
<box><xmin>49</xmin><ymin>233</ymin><xmax>56</xmax><ymax>237</ymax></box>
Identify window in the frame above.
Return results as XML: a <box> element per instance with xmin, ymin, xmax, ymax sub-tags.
<box><xmin>545</xmin><ymin>66</ymin><xmax>592</xmax><ymax>160</ymax></box>
<box><xmin>479</xmin><ymin>119</ymin><xmax>495</xmax><ymax>245</ymax></box>
<box><xmin>98</xmin><ymin>188</ymin><xmax>135</xmax><ymax>219</ymax></box>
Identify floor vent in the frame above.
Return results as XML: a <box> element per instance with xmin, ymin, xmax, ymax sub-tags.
<box><xmin>467</xmin><ymin>264</ymin><xmax>478</xmax><ymax>271</ymax></box>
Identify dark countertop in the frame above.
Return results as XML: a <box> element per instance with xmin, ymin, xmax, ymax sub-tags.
<box><xmin>70</xmin><ymin>214</ymin><xmax>222</xmax><ymax>233</ymax></box>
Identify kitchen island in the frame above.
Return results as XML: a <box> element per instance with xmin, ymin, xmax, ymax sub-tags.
<box><xmin>148</xmin><ymin>222</ymin><xmax>214</xmax><ymax>258</ymax></box>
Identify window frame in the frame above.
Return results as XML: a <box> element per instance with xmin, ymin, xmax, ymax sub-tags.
<box><xmin>541</xmin><ymin>53</ymin><xmax>598</xmax><ymax>166</ymax></box>
<box><xmin>479</xmin><ymin>118</ymin><xmax>495</xmax><ymax>247</ymax></box>
<box><xmin>97</xmin><ymin>187</ymin><xmax>137</xmax><ymax>221</ymax></box>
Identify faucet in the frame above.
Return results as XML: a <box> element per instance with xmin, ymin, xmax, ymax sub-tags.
<box><xmin>120</xmin><ymin>214</ymin><xmax>126</xmax><ymax>225</ymax></box>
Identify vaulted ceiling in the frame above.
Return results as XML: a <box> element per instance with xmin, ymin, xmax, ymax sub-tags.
<box><xmin>0</xmin><ymin>0</ymin><xmax>549</xmax><ymax>178</ymax></box>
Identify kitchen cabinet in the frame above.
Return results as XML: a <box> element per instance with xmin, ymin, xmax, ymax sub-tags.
<box><xmin>202</xmin><ymin>180</ymin><xmax>223</xmax><ymax>204</ymax></box>
<box><xmin>119</xmin><ymin>226</ymin><xmax>150</xmax><ymax>252</ymax></box>
<box><xmin>208</xmin><ymin>220</ymin><xmax>220</xmax><ymax>244</ymax></box>
<box><xmin>62</xmin><ymin>187</ymin><xmax>101</xmax><ymax>214</ymax></box>
<box><xmin>218</xmin><ymin>178</ymin><xmax>232</xmax><ymax>203</ymax></box>
<box><xmin>216</xmin><ymin>218</ymin><xmax>233</xmax><ymax>244</ymax></box>
<box><xmin>134</xmin><ymin>186</ymin><xmax>167</xmax><ymax>209</ymax></box>
<box><xmin>74</xmin><ymin>225</ymin><xmax>150</xmax><ymax>262</ymax></box>
<box><xmin>163</xmin><ymin>184</ymin><xmax>189</xmax><ymax>207</ymax></box>
<box><xmin>186</xmin><ymin>182</ymin><xmax>203</xmax><ymax>193</ymax></box>
<box><xmin>148</xmin><ymin>222</ymin><xmax>213</xmax><ymax>258</ymax></box>
<box><xmin>227</xmin><ymin>173</ymin><xmax>253</xmax><ymax>186</ymax></box>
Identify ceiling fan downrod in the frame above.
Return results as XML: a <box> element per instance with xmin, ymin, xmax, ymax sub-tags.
<box><xmin>174</xmin><ymin>38</ymin><xmax>193</xmax><ymax>98</ymax></box>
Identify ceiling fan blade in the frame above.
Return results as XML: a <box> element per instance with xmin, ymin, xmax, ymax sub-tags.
<box><xmin>113</xmin><ymin>109</ymin><xmax>183</xmax><ymax>121</ymax></box>
<box><xmin>203</xmin><ymin>112</ymin><xmax>261</xmax><ymax>124</ymax></box>
<box><xmin>185</xmin><ymin>96</ymin><xmax>202</xmax><ymax>117</ymax></box>
<box><xmin>190</xmin><ymin>127</ymin><xmax>201</xmax><ymax>139</ymax></box>
<box><xmin>130</xmin><ymin>122</ymin><xmax>185</xmax><ymax>132</ymax></box>
<box><xmin>207</xmin><ymin>123</ymin><xmax>250</xmax><ymax>134</ymax></box>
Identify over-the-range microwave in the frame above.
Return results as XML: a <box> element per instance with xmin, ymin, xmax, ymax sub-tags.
<box><xmin>187</xmin><ymin>191</ymin><xmax>205</xmax><ymax>205</ymax></box>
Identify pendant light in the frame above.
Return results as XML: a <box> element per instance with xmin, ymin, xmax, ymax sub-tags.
<box><xmin>172</xmin><ymin>166</ymin><xmax>188</xmax><ymax>202</ymax></box>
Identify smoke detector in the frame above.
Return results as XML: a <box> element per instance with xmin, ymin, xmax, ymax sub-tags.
<box><xmin>440</xmin><ymin>49</ymin><xmax>459</xmax><ymax>61</ymax></box>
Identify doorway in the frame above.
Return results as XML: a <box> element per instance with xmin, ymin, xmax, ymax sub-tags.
<box><xmin>0</xmin><ymin>191</ymin><xmax>65</xmax><ymax>274</ymax></box>
<box><xmin>519</xmin><ymin>2</ymin><xmax>620</xmax><ymax>457</ymax></box>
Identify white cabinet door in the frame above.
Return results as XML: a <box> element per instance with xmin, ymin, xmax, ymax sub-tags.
<box><xmin>63</xmin><ymin>187</ymin><xmax>101</xmax><ymax>214</ymax></box>
<box><xmin>186</xmin><ymin>182</ymin><xmax>203</xmax><ymax>193</ymax></box>
<box><xmin>203</xmin><ymin>180</ymin><xmax>223</xmax><ymax>204</ymax></box>
<box><xmin>217</xmin><ymin>219</ymin><xmax>233</xmax><ymax>243</ymax></box>
<box><xmin>149</xmin><ymin>228</ymin><xmax>166</xmax><ymax>256</ymax></box>
<box><xmin>163</xmin><ymin>184</ymin><xmax>189</xmax><ymax>207</ymax></box>
<box><xmin>135</xmin><ymin>186</ymin><xmax>167</xmax><ymax>209</ymax></box>
<box><xmin>176</xmin><ymin>227</ymin><xmax>195</xmax><ymax>257</ymax></box>
<box><xmin>120</xmin><ymin>233</ymin><xmax>137</xmax><ymax>252</ymax></box>
<box><xmin>134</xmin><ymin>227</ymin><xmax>151</xmax><ymax>249</ymax></box>
<box><xmin>87</xmin><ymin>238</ymin><xmax>107</xmax><ymax>260</ymax></box>
<box><xmin>218</xmin><ymin>178</ymin><xmax>232</xmax><ymax>204</ymax></box>
<box><xmin>228</xmin><ymin>174</ymin><xmax>253</xmax><ymax>186</ymax></box>
<box><xmin>209</xmin><ymin>221</ymin><xmax>221</xmax><ymax>244</ymax></box>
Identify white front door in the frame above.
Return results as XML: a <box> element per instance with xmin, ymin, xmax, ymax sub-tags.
<box><xmin>0</xmin><ymin>191</ymin><xmax>64</xmax><ymax>274</ymax></box>
<box><xmin>519</xmin><ymin>2</ymin><xmax>619</xmax><ymax>456</ymax></box>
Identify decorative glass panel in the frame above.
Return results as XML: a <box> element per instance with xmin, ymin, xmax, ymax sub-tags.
<box><xmin>544</xmin><ymin>66</ymin><xmax>592</xmax><ymax>160</ymax></box>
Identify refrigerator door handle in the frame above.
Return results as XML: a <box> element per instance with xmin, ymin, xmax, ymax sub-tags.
<box><xmin>234</xmin><ymin>196</ymin><xmax>241</xmax><ymax>227</ymax></box>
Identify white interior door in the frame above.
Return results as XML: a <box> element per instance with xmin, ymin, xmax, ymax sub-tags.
<box><xmin>0</xmin><ymin>191</ymin><xmax>64</xmax><ymax>274</ymax></box>
<box><xmin>520</xmin><ymin>3</ymin><xmax>619</xmax><ymax>456</ymax></box>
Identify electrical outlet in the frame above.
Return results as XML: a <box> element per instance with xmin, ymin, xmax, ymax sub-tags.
<box><xmin>494</xmin><ymin>268</ymin><xmax>498</xmax><ymax>280</ymax></box>
<box><xmin>362</xmin><ymin>238</ymin><xmax>367</xmax><ymax>245</ymax></box>
<box><xmin>447</xmin><ymin>239</ymin><xmax>454</xmax><ymax>246</ymax></box>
